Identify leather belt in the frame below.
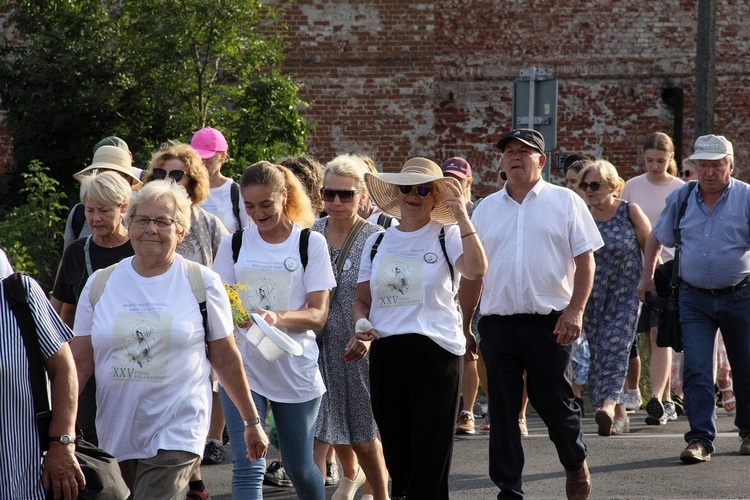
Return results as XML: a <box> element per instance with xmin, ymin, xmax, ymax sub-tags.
<box><xmin>687</xmin><ymin>275</ymin><xmax>750</xmax><ymax>295</ymax></box>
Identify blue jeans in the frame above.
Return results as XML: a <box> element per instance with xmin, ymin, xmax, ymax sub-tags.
<box><xmin>680</xmin><ymin>283</ymin><xmax>750</xmax><ymax>452</ymax></box>
<box><xmin>220</xmin><ymin>387</ymin><xmax>324</xmax><ymax>500</ymax></box>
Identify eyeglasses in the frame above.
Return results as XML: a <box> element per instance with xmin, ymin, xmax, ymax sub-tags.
<box><xmin>152</xmin><ymin>168</ymin><xmax>187</xmax><ymax>182</ymax></box>
<box><xmin>130</xmin><ymin>215</ymin><xmax>179</xmax><ymax>229</ymax></box>
<box><xmin>579</xmin><ymin>181</ymin><xmax>602</xmax><ymax>192</ymax></box>
<box><xmin>320</xmin><ymin>188</ymin><xmax>360</xmax><ymax>203</ymax></box>
<box><xmin>398</xmin><ymin>185</ymin><xmax>432</xmax><ymax>197</ymax></box>
<box><xmin>678</xmin><ymin>170</ymin><xmax>693</xmax><ymax>178</ymax></box>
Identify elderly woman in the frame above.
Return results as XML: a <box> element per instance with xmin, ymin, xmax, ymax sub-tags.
<box><xmin>352</xmin><ymin>157</ymin><xmax>487</xmax><ymax>499</ymax></box>
<box><xmin>52</xmin><ymin>171</ymin><xmax>134</xmax><ymax>446</ymax></box>
<box><xmin>578</xmin><ymin>160</ymin><xmax>651</xmax><ymax>435</ymax></box>
<box><xmin>212</xmin><ymin>162</ymin><xmax>336</xmax><ymax>500</ymax></box>
<box><xmin>312</xmin><ymin>154</ymin><xmax>388</xmax><ymax>500</ymax></box>
<box><xmin>71</xmin><ymin>180</ymin><xmax>268</xmax><ymax>498</ymax></box>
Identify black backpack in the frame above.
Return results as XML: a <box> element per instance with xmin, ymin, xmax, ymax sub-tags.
<box><xmin>71</xmin><ymin>203</ymin><xmax>87</xmax><ymax>239</ymax></box>
<box><xmin>230</xmin><ymin>181</ymin><xmax>242</xmax><ymax>231</ymax></box>
<box><xmin>232</xmin><ymin>228</ymin><xmax>311</xmax><ymax>270</ymax></box>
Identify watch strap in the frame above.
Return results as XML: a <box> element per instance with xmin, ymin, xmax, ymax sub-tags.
<box><xmin>243</xmin><ymin>417</ymin><xmax>261</xmax><ymax>427</ymax></box>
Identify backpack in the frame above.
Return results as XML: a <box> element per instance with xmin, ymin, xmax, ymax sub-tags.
<box><xmin>71</xmin><ymin>203</ymin><xmax>87</xmax><ymax>239</ymax></box>
<box><xmin>231</xmin><ymin>228</ymin><xmax>311</xmax><ymax>269</ymax></box>
<box><xmin>376</xmin><ymin>213</ymin><xmax>395</xmax><ymax>229</ymax></box>
<box><xmin>230</xmin><ymin>181</ymin><xmax>242</xmax><ymax>231</ymax></box>
<box><xmin>88</xmin><ymin>260</ymin><xmax>211</xmax><ymax>356</ymax></box>
<box><xmin>369</xmin><ymin>226</ymin><xmax>454</xmax><ymax>288</ymax></box>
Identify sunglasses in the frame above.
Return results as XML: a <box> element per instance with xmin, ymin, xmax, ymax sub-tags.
<box><xmin>579</xmin><ymin>181</ymin><xmax>602</xmax><ymax>192</ymax></box>
<box><xmin>152</xmin><ymin>168</ymin><xmax>187</xmax><ymax>182</ymax></box>
<box><xmin>320</xmin><ymin>188</ymin><xmax>360</xmax><ymax>203</ymax></box>
<box><xmin>678</xmin><ymin>170</ymin><xmax>693</xmax><ymax>178</ymax></box>
<box><xmin>398</xmin><ymin>185</ymin><xmax>432</xmax><ymax>197</ymax></box>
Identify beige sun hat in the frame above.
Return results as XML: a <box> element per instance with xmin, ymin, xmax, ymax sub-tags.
<box><xmin>74</xmin><ymin>145</ymin><xmax>143</xmax><ymax>189</ymax></box>
<box><xmin>365</xmin><ymin>157</ymin><xmax>456</xmax><ymax>224</ymax></box>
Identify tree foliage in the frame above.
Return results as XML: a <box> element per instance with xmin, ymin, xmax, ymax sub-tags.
<box><xmin>0</xmin><ymin>0</ymin><xmax>310</xmax><ymax>198</ymax></box>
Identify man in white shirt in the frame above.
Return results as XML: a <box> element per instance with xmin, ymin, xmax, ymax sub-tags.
<box><xmin>461</xmin><ymin>129</ymin><xmax>603</xmax><ymax>499</ymax></box>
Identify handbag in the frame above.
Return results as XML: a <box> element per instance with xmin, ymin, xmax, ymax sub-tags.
<box><xmin>2</xmin><ymin>272</ymin><xmax>130</xmax><ymax>500</ymax></box>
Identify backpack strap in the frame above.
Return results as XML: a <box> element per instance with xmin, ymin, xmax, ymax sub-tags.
<box><xmin>71</xmin><ymin>203</ymin><xmax>86</xmax><ymax>239</ymax></box>
<box><xmin>232</xmin><ymin>227</ymin><xmax>310</xmax><ymax>270</ymax></box>
<box><xmin>89</xmin><ymin>263</ymin><xmax>118</xmax><ymax>307</ymax></box>
<box><xmin>438</xmin><ymin>227</ymin><xmax>455</xmax><ymax>288</ymax></box>
<box><xmin>185</xmin><ymin>260</ymin><xmax>210</xmax><ymax>357</ymax></box>
<box><xmin>83</xmin><ymin>235</ymin><xmax>94</xmax><ymax>277</ymax></box>
<box><xmin>376</xmin><ymin>213</ymin><xmax>394</xmax><ymax>229</ymax></box>
<box><xmin>230</xmin><ymin>181</ymin><xmax>242</xmax><ymax>231</ymax></box>
<box><xmin>370</xmin><ymin>232</ymin><xmax>385</xmax><ymax>262</ymax></box>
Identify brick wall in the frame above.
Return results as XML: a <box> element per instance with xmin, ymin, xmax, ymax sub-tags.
<box><xmin>280</xmin><ymin>0</ymin><xmax>750</xmax><ymax>197</ymax></box>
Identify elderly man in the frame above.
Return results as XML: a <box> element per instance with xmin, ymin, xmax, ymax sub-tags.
<box><xmin>637</xmin><ymin>134</ymin><xmax>750</xmax><ymax>463</ymax></box>
<box><xmin>461</xmin><ymin>129</ymin><xmax>602</xmax><ymax>498</ymax></box>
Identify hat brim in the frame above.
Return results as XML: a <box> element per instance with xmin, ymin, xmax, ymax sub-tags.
<box><xmin>193</xmin><ymin>148</ymin><xmax>218</xmax><ymax>159</ymax></box>
<box><xmin>689</xmin><ymin>152</ymin><xmax>728</xmax><ymax>161</ymax></box>
<box><xmin>496</xmin><ymin>136</ymin><xmax>544</xmax><ymax>153</ymax></box>
<box><xmin>74</xmin><ymin>164</ymin><xmax>143</xmax><ymax>189</ymax></box>
<box><xmin>365</xmin><ymin>172</ymin><xmax>456</xmax><ymax>225</ymax></box>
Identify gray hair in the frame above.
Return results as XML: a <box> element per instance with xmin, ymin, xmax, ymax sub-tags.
<box><xmin>125</xmin><ymin>179</ymin><xmax>192</xmax><ymax>233</ymax></box>
<box><xmin>79</xmin><ymin>171</ymin><xmax>132</xmax><ymax>208</ymax></box>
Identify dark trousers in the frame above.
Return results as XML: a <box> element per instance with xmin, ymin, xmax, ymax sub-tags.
<box><xmin>479</xmin><ymin>314</ymin><xmax>587</xmax><ymax>499</ymax></box>
<box><xmin>369</xmin><ymin>334</ymin><xmax>462</xmax><ymax>500</ymax></box>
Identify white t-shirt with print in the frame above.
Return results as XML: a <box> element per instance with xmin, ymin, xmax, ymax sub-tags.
<box><xmin>74</xmin><ymin>255</ymin><xmax>233</xmax><ymax>461</ymax></box>
<box><xmin>357</xmin><ymin>220</ymin><xmax>465</xmax><ymax>356</ymax></box>
<box><xmin>213</xmin><ymin>224</ymin><xmax>336</xmax><ymax>403</ymax></box>
<box><xmin>203</xmin><ymin>179</ymin><xmax>249</xmax><ymax>233</ymax></box>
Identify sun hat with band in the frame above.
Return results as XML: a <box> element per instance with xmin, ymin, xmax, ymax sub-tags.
<box><xmin>73</xmin><ymin>145</ymin><xmax>143</xmax><ymax>189</ymax></box>
<box><xmin>365</xmin><ymin>157</ymin><xmax>456</xmax><ymax>224</ymax></box>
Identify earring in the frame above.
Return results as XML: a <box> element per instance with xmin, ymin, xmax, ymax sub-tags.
<box><xmin>359</xmin><ymin>205</ymin><xmax>364</xmax><ymax>210</ymax></box>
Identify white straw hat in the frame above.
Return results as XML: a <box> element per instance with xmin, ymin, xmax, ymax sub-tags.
<box><xmin>365</xmin><ymin>157</ymin><xmax>456</xmax><ymax>224</ymax></box>
<box><xmin>74</xmin><ymin>145</ymin><xmax>142</xmax><ymax>189</ymax></box>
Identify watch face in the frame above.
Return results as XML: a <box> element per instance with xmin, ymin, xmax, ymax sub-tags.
<box><xmin>58</xmin><ymin>434</ymin><xmax>74</xmax><ymax>445</ymax></box>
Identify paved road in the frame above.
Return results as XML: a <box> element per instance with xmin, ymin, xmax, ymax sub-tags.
<box><xmin>202</xmin><ymin>409</ymin><xmax>748</xmax><ymax>499</ymax></box>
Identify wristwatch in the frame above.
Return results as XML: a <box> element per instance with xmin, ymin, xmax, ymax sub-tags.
<box><xmin>243</xmin><ymin>417</ymin><xmax>261</xmax><ymax>427</ymax></box>
<box><xmin>49</xmin><ymin>434</ymin><xmax>75</xmax><ymax>445</ymax></box>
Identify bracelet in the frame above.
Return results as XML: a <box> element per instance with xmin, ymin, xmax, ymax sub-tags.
<box><xmin>355</xmin><ymin>318</ymin><xmax>374</xmax><ymax>334</ymax></box>
<box><xmin>461</xmin><ymin>231</ymin><xmax>477</xmax><ymax>239</ymax></box>
<box><xmin>243</xmin><ymin>417</ymin><xmax>261</xmax><ymax>427</ymax></box>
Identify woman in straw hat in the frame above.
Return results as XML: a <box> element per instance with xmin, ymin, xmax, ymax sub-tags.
<box><xmin>352</xmin><ymin>157</ymin><xmax>487</xmax><ymax>499</ymax></box>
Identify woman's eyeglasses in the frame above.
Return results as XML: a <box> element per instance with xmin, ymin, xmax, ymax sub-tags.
<box><xmin>398</xmin><ymin>185</ymin><xmax>432</xmax><ymax>197</ymax></box>
<box><xmin>130</xmin><ymin>215</ymin><xmax>178</xmax><ymax>229</ymax></box>
<box><xmin>152</xmin><ymin>168</ymin><xmax>187</xmax><ymax>182</ymax></box>
<box><xmin>678</xmin><ymin>170</ymin><xmax>693</xmax><ymax>178</ymax></box>
<box><xmin>320</xmin><ymin>189</ymin><xmax>360</xmax><ymax>203</ymax></box>
<box><xmin>579</xmin><ymin>181</ymin><xmax>602</xmax><ymax>192</ymax></box>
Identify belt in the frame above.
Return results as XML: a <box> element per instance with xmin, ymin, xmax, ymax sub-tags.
<box><xmin>687</xmin><ymin>275</ymin><xmax>750</xmax><ymax>295</ymax></box>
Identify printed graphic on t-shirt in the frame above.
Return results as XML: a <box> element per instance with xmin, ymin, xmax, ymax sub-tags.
<box><xmin>112</xmin><ymin>312</ymin><xmax>171</xmax><ymax>382</ymax></box>
<box><xmin>177</xmin><ymin>231</ymin><xmax>200</xmax><ymax>262</ymax></box>
<box><xmin>239</xmin><ymin>268</ymin><xmax>292</xmax><ymax>311</ymax></box>
<box><xmin>375</xmin><ymin>255</ymin><xmax>423</xmax><ymax>307</ymax></box>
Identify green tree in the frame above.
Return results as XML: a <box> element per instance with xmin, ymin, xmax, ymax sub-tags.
<box><xmin>0</xmin><ymin>0</ymin><xmax>310</xmax><ymax>198</ymax></box>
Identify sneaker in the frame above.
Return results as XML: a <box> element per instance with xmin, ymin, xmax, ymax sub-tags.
<box><xmin>187</xmin><ymin>484</ymin><xmax>210</xmax><ymax>500</ymax></box>
<box><xmin>645</xmin><ymin>414</ymin><xmax>667</xmax><ymax>425</ymax></box>
<box><xmin>680</xmin><ymin>440</ymin><xmax>711</xmax><ymax>463</ymax></box>
<box><xmin>325</xmin><ymin>460</ymin><xmax>340</xmax><ymax>486</ymax></box>
<box><xmin>518</xmin><ymin>418</ymin><xmax>528</xmax><ymax>436</ymax></box>
<box><xmin>672</xmin><ymin>395</ymin><xmax>686</xmax><ymax>416</ymax></box>
<box><xmin>664</xmin><ymin>401</ymin><xmax>678</xmax><ymax>421</ymax></box>
<box><xmin>625</xmin><ymin>390</ymin><xmax>642</xmax><ymax>411</ymax></box>
<box><xmin>201</xmin><ymin>439</ymin><xmax>224</xmax><ymax>465</ymax></box>
<box><xmin>646</xmin><ymin>396</ymin><xmax>664</xmax><ymax>419</ymax></box>
<box><xmin>264</xmin><ymin>460</ymin><xmax>293</xmax><ymax>487</ymax></box>
<box><xmin>456</xmin><ymin>410</ymin><xmax>477</xmax><ymax>435</ymax></box>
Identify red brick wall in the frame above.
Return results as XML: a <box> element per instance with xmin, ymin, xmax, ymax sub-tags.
<box><xmin>279</xmin><ymin>0</ymin><xmax>750</xmax><ymax>197</ymax></box>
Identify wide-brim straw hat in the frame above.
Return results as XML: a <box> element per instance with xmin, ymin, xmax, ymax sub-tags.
<box><xmin>365</xmin><ymin>157</ymin><xmax>456</xmax><ymax>225</ymax></box>
<box><xmin>73</xmin><ymin>145</ymin><xmax>143</xmax><ymax>189</ymax></box>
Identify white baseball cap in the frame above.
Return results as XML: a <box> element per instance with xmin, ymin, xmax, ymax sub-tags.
<box><xmin>690</xmin><ymin>135</ymin><xmax>733</xmax><ymax>160</ymax></box>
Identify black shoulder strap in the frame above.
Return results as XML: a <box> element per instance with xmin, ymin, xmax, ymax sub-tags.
<box><xmin>370</xmin><ymin>232</ymin><xmax>385</xmax><ymax>261</ymax></box>
<box><xmin>670</xmin><ymin>181</ymin><xmax>698</xmax><ymax>288</ymax></box>
<box><xmin>232</xmin><ymin>227</ymin><xmax>309</xmax><ymax>271</ymax></box>
<box><xmin>376</xmin><ymin>213</ymin><xmax>393</xmax><ymax>229</ymax></box>
<box><xmin>299</xmin><ymin>228</ymin><xmax>310</xmax><ymax>270</ymax></box>
<box><xmin>230</xmin><ymin>181</ymin><xmax>242</xmax><ymax>231</ymax></box>
<box><xmin>72</xmin><ymin>203</ymin><xmax>86</xmax><ymax>239</ymax></box>
<box><xmin>2</xmin><ymin>273</ymin><xmax>50</xmax><ymax>417</ymax></box>
<box><xmin>231</xmin><ymin>230</ymin><xmax>243</xmax><ymax>263</ymax></box>
<box><xmin>439</xmin><ymin>227</ymin><xmax>455</xmax><ymax>287</ymax></box>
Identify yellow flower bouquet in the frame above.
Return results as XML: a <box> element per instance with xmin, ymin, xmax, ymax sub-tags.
<box><xmin>224</xmin><ymin>283</ymin><xmax>248</xmax><ymax>327</ymax></box>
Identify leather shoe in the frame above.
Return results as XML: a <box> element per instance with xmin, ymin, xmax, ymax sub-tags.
<box><xmin>741</xmin><ymin>434</ymin><xmax>750</xmax><ymax>455</ymax></box>
<box><xmin>565</xmin><ymin>460</ymin><xmax>591</xmax><ymax>500</ymax></box>
<box><xmin>594</xmin><ymin>408</ymin><xmax>613</xmax><ymax>437</ymax></box>
<box><xmin>680</xmin><ymin>440</ymin><xmax>711</xmax><ymax>463</ymax></box>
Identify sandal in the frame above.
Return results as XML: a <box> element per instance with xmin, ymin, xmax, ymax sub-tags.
<box><xmin>518</xmin><ymin>419</ymin><xmax>528</xmax><ymax>436</ymax></box>
<box><xmin>720</xmin><ymin>380</ymin><xmax>737</xmax><ymax>414</ymax></box>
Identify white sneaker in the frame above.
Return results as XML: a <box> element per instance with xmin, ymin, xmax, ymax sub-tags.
<box><xmin>664</xmin><ymin>401</ymin><xmax>678</xmax><ymax>421</ymax></box>
<box><xmin>625</xmin><ymin>390</ymin><xmax>641</xmax><ymax>411</ymax></box>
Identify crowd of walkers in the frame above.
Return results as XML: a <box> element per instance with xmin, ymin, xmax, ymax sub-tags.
<box><xmin>1</xmin><ymin>125</ymin><xmax>749</xmax><ymax>500</ymax></box>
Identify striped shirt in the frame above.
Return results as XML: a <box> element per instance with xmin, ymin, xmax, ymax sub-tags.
<box><xmin>1</xmin><ymin>274</ymin><xmax>74</xmax><ymax>499</ymax></box>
